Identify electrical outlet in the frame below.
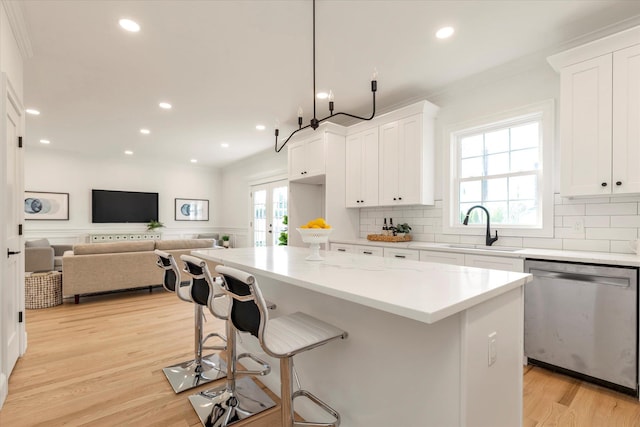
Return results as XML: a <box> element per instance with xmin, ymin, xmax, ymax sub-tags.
<box><xmin>488</xmin><ymin>332</ymin><xmax>497</xmax><ymax>366</ymax></box>
<box><xmin>572</xmin><ymin>219</ymin><xmax>584</xmax><ymax>233</ymax></box>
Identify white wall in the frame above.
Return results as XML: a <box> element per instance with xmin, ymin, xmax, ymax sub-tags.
<box><xmin>219</xmin><ymin>146</ymin><xmax>287</xmax><ymax>233</ymax></box>
<box><xmin>24</xmin><ymin>148</ymin><xmax>223</xmax><ymax>243</ymax></box>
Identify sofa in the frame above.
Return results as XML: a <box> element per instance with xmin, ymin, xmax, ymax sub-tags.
<box><xmin>25</xmin><ymin>238</ymin><xmax>73</xmax><ymax>273</ymax></box>
<box><xmin>62</xmin><ymin>239</ymin><xmax>219</xmax><ymax>303</ymax></box>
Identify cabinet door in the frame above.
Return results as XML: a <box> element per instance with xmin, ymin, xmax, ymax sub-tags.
<box><xmin>289</xmin><ymin>142</ymin><xmax>307</xmax><ymax>180</ymax></box>
<box><xmin>560</xmin><ymin>54</ymin><xmax>613</xmax><ymax>196</ymax></box>
<box><xmin>288</xmin><ymin>135</ymin><xmax>326</xmax><ymax>182</ymax></box>
<box><xmin>612</xmin><ymin>44</ymin><xmax>640</xmax><ymax>194</ymax></box>
<box><xmin>397</xmin><ymin>115</ymin><xmax>422</xmax><ymax>205</ymax></box>
<box><xmin>304</xmin><ymin>135</ymin><xmax>326</xmax><ymax>177</ymax></box>
<box><xmin>419</xmin><ymin>250</ymin><xmax>465</xmax><ymax>266</ymax></box>
<box><xmin>346</xmin><ymin>128</ymin><xmax>379</xmax><ymax>208</ymax></box>
<box><xmin>379</xmin><ymin>121</ymin><xmax>400</xmax><ymax>205</ymax></box>
<box><xmin>383</xmin><ymin>247</ymin><xmax>419</xmax><ymax>261</ymax></box>
<box><xmin>464</xmin><ymin>254</ymin><xmax>524</xmax><ymax>272</ymax></box>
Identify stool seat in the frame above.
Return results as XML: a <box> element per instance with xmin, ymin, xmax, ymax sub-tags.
<box><xmin>265</xmin><ymin>312</ymin><xmax>347</xmax><ymax>357</ymax></box>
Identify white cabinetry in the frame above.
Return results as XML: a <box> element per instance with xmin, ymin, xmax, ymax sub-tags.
<box><xmin>345</xmin><ymin>128</ymin><xmax>378</xmax><ymax>207</ymax></box>
<box><xmin>288</xmin><ymin>134</ymin><xmax>326</xmax><ymax>183</ymax></box>
<box><xmin>420</xmin><ymin>250</ymin><xmax>465</xmax><ymax>266</ymax></box>
<box><xmin>549</xmin><ymin>26</ymin><xmax>640</xmax><ymax>197</ymax></box>
<box><xmin>330</xmin><ymin>243</ymin><xmax>383</xmax><ymax>256</ymax></box>
<box><xmin>420</xmin><ymin>250</ymin><xmax>523</xmax><ymax>272</ymax></box>
<box><xmin>383</xmin><ymin>247</ymin><xmax>419</xmax><ymax>261</ymax></box>
<box><xmin>379</xmin><ymin>114</ymin><xmax>432</xmax><ymax>205</ymax></box>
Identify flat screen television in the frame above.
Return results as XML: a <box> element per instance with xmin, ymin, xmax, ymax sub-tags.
<box><xmin>92</xmin><ymin>189</ymin><xmax>159</xmax><ymax>223</ymax></box>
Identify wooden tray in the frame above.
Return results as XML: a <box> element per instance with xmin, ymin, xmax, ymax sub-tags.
<box><xmin>366</xmin><ymin>234</ymin><xmax>412</xmax><ymax>242</ymax></box>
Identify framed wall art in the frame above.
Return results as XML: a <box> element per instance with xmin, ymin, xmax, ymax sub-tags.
<box><xmin>175</xmin><ymin>198</ymin><xmax>209</xmax><ymax>221</ymax></box>
<box><xmin>24</xmin><ymin>191</ymin><xmax>69</xmax><ymax>220</ymax></box>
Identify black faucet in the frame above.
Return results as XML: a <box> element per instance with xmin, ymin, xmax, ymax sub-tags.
<box><xmin>463</xmin><ymin>205</ymin><xmax>498</xmax><ymax>246</ymax></box>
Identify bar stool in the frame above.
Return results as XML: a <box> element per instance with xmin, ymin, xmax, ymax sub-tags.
<box><xmin>181</xmin><ymin>255</ymin><xmax>276</xmax><ymax>427</ymax></box>
<box><xmin>154</xmin><ymin>250</ymin><xmax>226</xmax><ymax>393</ymax></box>
<box><xmin>215</xmin><ymin>265</ymin><xmax>348</xmax><ymax>427</ymax></box>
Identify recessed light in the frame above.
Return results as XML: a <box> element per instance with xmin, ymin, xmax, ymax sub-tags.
<box><xmin>159</xmin><ymin>102</ymin><xmax>172</xmax><ymax>110</ymax></box>
<box><xmin>39</xmin><ymin>139</ymin><xmax>50</xmax><ymax>144</ymax></box>
<box><xmin>140</xmin><ymin>128</ymin><xmax>150</xmax><ymax>134</ymax></box>
<box><xmin>190</xmin><ymin>159</ymin><xmax>198</xmax><ymax>163</ymax></box>
<box><xmin>436</xmin><ymin>26</ymin><xmax>455</xmax><ymax>39</ymax></box>
<box><xmin>124</xmin><ymin>150</ymin><xmax>133</xmax><ymax>155</ymax></box>
<box><xmin>26</xmin><ymin>109</ymin><xmax>40</xmax><ymax>115</ymax></box>
<box><xmin>221</xmin><ymin>143</ymin><xmax>229</xmax><ymax>148</ymax></box>
<box><xmin>316</xmin><ymin>92</ymin><xmax>329</xmax><ymax>100</ymax></box>
<box><xmin>119</xmin><ymin>18</ymin><xmax>140</xmax><ymax>33</ymax></box>
<box><xmin>255</xmin><ymin>124</ymin><xmax>266</xmax><ymax>131</ymax></box>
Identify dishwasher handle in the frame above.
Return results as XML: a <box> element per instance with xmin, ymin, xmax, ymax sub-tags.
<box><xmin>530</xmin><ymin>268</ymin><xmax>631</xmax><ymax>287</ymax></box>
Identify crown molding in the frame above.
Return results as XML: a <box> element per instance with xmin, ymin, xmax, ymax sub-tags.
<box><xmin>2</xmin><ymin>1</ymin><xmax>33</xmax><ymax>60</ymax></box>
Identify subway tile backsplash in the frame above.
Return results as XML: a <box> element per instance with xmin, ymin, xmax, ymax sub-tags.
<box><xmin>359</xmin><ymin>194</ymin><xmax>640</xmax><ymax>254</ymax></box>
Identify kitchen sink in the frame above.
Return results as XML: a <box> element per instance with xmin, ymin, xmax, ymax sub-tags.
<box><xmin>441</xmin><ymin>244</ymin><xmax>522</xmax><ymax>252</ymax></box>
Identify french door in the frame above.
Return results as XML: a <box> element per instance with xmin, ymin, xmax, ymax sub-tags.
<box><xmin>251</xmin><ymin>180</ymin><xmax>288</xmax><ymax>247</ymax></box>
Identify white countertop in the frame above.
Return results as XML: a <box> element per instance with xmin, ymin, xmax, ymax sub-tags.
<box><xmin>331</xmin><ymin>238</ymin><xmax>640</xmax><ymax>267</ymax></box>
<box><xmin>193</xmin><ymin>246</ymin><xmax>531</xmax><ymax>325</ymax></box>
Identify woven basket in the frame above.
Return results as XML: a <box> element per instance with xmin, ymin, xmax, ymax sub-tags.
<box><xmin>367</xmin><ymin>234</ymin><xmax>412</xmax><ymax>242</ymax></box>
<box><xmin>25</xmin><ymin>271</ymin><xmax>62</xmax><ymax>309</ymax></box>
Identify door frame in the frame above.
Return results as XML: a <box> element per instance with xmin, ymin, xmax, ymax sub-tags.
<box><xmin>248</xmin><ymin>174</ymin><xmax>288</xmax><ymax>247</ymax></box>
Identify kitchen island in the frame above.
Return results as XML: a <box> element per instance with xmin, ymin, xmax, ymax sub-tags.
<box><xmin>193</xmin><ymin>246</ymin><xmax>532</xmax><ymax>427</ymax></box>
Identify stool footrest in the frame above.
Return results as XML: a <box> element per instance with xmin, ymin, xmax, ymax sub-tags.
<box><xmin>235</xmin><ymin>352</ymin><xmax>271</xmax><ymax>377</ymax></box>
<box><xmin>292</xmin><ymin>389</ymin><xmax>340</xmax><ymax>427</ymax></box>
<box><xmin>202</xmin><ymin>332</ymin><xmax>227</xmax><ymax>352</ymax></box>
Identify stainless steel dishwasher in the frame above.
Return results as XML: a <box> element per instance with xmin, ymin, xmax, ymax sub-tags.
<box><xmin>524</xmin><ymin>259</ymin><xmax>638</xmax><ymax>395</ymax></box>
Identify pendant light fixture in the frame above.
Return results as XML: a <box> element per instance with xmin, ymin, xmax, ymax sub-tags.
<box><xmin>274</xmin><ymin>0</ymin><xmax>378</xmax><ymax>153</ymax></box>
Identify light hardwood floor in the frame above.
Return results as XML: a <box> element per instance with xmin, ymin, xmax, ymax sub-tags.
<box><xmin>1</xmin><ymin>289</ymin><xmax>640</xmax><ymax>426</ymax></box>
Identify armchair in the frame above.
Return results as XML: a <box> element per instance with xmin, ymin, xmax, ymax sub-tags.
<box><xmin>25</xmin><ymin>238</ymin><xmax>72</xmax><ymax>273</ymax></box>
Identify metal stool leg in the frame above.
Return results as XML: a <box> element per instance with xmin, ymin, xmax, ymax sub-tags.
<box><xmin>188</xmin><ymin>320</ymin><xmax>276</xmax><ymax>426</ymax></box>
<box><xmin>163</xmin><ymin>304</ymin><xmax>226</xmax><ymax>393</ymax></box>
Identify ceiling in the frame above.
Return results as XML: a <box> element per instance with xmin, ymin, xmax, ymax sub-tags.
<box><xmin>20</xmin><ymin>0</ymin><xmax>640</xmax><ymax>168</ymax></box>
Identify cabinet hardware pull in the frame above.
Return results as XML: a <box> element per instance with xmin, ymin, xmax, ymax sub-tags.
<box><xmin>395</xmin><ymin>255</ymin><xmax>406</xmax><ymax>258</ymax></box>
<box><xmin>7</xmin><ymin>250</ymin><xmax>21</xmax><ymax>257</ymax></box>
<box><xmin>616</xmin><ymin>181</ymin><xmax>622</xmax><ymax>186</ymax></box>
<box><xmin>601</xmin><ymin>182</ymin><xmax>607</xmax><ymax>187</ymax></box>
<box><xmin>393</xmin><ymin>197</ymin><xmax>397</xmax><ymax>200</ymax></box>
<box><xmin>363</xmin><ymin>251</ymin><xmax>372</xmax><ymax>255</ymax></box>
<box><xmin>338</xmin><ymin>249</ymin><xmax>346</xmax><ymax>252</ymax></box>
<box><xmin>398</xmin><ymin>197</ymin><xmax>402</xmax><ymax>200</ymax></box>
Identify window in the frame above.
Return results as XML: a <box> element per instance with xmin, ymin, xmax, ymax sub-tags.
<box><xmin>443</xmin><ymin>100</ymin><xmax>554</xmax><ymax>238</ymax></box>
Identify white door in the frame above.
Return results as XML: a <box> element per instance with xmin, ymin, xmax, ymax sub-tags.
<box><xmin>251</xmin><ymin>180</ymin><xmax>288</xmax><ymax>247</ymax></box>
<box><xmin>1</xmin><ymin>75</ymin><xmax>25</xmax><ymax>405</ymax></box>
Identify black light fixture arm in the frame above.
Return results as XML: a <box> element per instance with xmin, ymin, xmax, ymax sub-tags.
<box><xmin>274</xmin><ymin>0</ymin><xmax>378</xmax><ymax>153</ymax></box>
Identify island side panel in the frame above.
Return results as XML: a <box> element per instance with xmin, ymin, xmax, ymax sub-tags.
<box><xmin>238</xmin><ymin>273</ymin><xmax>463</xmax><ymax>427</ymax></box>
<box><xmin>461</xmin><ymin>286</ymin><xmax>524</xmax><ymax>427</ymax></box>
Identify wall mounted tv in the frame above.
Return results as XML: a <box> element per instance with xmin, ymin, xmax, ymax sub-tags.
<box><xmin>92</xmin><ymin>189</ymin><xmax>159</xmax><ymax>223</ymax></box>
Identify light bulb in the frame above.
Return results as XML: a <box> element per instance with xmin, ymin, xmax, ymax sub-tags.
<box><xmin>298</xmin><ymin>107</ymin><xmax>303</xmax><ymax>117</ymax></box>
<box><xmin>328</xmin><ymin>90</ymin><xmax>334</xmax><ymax>101</ymax></box>
<box><xmin>372</xmin><ymin>67</ymin><xmax>378</xmax><ymax>80</ymax></box>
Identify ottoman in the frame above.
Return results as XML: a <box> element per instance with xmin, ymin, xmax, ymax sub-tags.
<box><xmin>25</xmin><ymin>271</ymin><xmax>63</xmax><ymax>309</ymax></box>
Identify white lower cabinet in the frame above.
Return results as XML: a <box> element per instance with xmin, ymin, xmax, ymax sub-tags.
<box><xmin>383</xmin><ymin>248</ymin><xmax>420</xmax><ymax>261</ymax></box>
<box><xmin>330</xmin><ymin>243</ymin><xmax>383</xmax><ymax>257</ymax></box>
<box><xmin>420</xmin><ymin>250</ymin><xmax>524</xmax><ymax>272</ymax></box>
<box><xmin>420</xmin><ymin>250</ymin><xmax>465</xmax><ymax>266</ymax></box>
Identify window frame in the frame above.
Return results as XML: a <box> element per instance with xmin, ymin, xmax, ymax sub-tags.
<box><xmin>443</xmin><ymin>100</ymin><xmax>554</xmax><ymax>238</ymax></box>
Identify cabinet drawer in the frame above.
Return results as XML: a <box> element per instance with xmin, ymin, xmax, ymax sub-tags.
<box><xmin>354</xmin><ymin>246</ymin><xmax>383</xmax><ymax>257</ymax></box>
<box><xmin>331</xmin><ymin>243</ymin><xmax>354</xmax><ymax>253</ymax></box>
<box><xmin>420</xmin><ymin>250</ymin><xmax>465</xmax><ymax>266</ymax></box>
<box><xmin>384</xmin><ymin>248</ymin><xmax>419</xmax><ymax>261</ymax></box>
<box><xmin>464</xmin><ymin>254</ymin><xmax>524</xmax><ymax>272</ymax></box>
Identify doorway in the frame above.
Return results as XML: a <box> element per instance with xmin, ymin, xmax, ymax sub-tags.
<box><xmin>250</xmin><ymin>180</ymin><xmax>288</xmax><ymax>247</ymax></box>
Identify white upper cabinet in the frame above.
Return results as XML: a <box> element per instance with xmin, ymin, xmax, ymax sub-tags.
<box><xmin>549</xmin><ymin>26</ymin><xmax>640</xmax><ymax>197</ymax></box>
<box><xmin>288</xmin><ymin>133</ymin><xmax>326</xmax><ymax>183</ymax></box>
<box><xmin>379</xmin><ymin>114</ymin><xmax>427</xmax><ymax>205</ymax></box>
<box><xmin>345</xmin><ymin>128</ymin><xmax>379</xmax><ymax>207</ymax></box>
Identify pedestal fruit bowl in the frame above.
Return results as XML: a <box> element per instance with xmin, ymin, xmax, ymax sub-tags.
<box><xmin>297</xmin><ymin>218</ymin><xmax>332</xmax><ymax>261</ymax></box>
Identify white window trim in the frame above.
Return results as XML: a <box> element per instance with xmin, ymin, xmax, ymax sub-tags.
<box><xmin>443</xmin><ymin>99</ymin><xmax>554</xmax><ymax>238</ymax></box>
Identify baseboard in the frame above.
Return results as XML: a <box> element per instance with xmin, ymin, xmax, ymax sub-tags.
<box><xmin>0</xmin><ymin>372</ymin><xmax>7</xmax><ymax>409</ymax></box>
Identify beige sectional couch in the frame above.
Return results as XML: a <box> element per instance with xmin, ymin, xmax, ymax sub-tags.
<box><xmin>62</xmin><ymin>239</ymin><xmax>218</xmax><ymax>303</ymax></box>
